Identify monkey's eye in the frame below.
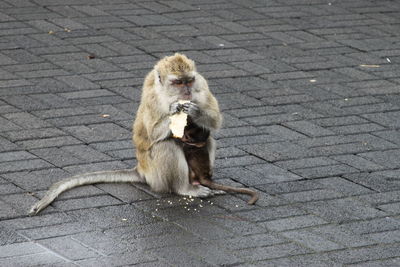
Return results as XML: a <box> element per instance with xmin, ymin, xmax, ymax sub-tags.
<box><xmin>172</xmin><ymin>80</ymin><xmax>183</xmax><ymax>85</ymax></box>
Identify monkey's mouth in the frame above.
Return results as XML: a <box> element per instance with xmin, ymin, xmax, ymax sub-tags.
<box><xmin>181</xmin><ymin>93</ymin><xmax>192</xmax><ymax>100</ymax></box>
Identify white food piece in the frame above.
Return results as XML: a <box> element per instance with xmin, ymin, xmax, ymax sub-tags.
<box><xmin>169</xmin><ymin>100</ymin><xmax>190</xmax><ymax>138</ymax></box>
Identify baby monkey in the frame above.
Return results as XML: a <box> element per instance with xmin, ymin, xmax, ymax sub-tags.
<box><xmin>177</xmin><ymin>108</ymin><xmax>259</xmax><ymax>205</ymax></box>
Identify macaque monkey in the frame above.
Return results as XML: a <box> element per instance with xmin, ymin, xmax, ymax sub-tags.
<box><xmin>29</xmin><ymin>53</ymin><xmax>257</xmax><ymax>215</ymax></box>
<box><xmin>180</xmin><ymin>117</ymin><xmax>258</xmax><ymax>205</ymax></box>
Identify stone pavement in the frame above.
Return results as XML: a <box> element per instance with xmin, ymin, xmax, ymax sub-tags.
<box><xmin>0</xmin><ymin>0</ymin><xmax>400</xmax><ymax>266</ymax></box>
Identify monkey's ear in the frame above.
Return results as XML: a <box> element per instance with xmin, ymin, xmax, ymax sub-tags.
<box><xmin>154</xmin><ymin>69</ymin><xmax>163</xmax><ymax>86</ymax></box>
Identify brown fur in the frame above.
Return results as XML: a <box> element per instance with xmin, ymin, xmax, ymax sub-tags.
<box><xmin>133</xmin><ymin>53</ymin><xmax>222</xmax><ymax>194</ymax></box>
<box><xmin>181</xmin><ymin>118</ymin><xmax>259</xmax><ymax>205</ymax></box>
<box><xmin>29</xmin><ymin>53</ymin><xmax>253</xmax><ymax>216</ymax></box>
<box><xmin>156</xmin><ymin>53</ymin><xmax>196</xmax><ymax>80</ymax></box>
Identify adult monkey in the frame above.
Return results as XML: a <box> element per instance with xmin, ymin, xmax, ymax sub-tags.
<box><xmin>29</xmin><ymin>53</ymin><xmax>222</xmax><ymax>215</ymax></box>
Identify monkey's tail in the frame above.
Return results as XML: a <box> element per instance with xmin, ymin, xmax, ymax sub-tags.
<box><xmin>28</xmin><ymin>168</ymin><xmax>143</xmax><ymax>216</ymax></box>
<box><xmin>200</xmin><ymin>179</ymin><xmax>259</xmax><ymax>205</ymax></box>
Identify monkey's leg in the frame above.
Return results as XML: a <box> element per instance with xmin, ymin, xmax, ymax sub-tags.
<box><xmin>149</xmin><ymin>140</ymin><xmax>211</xmax><ymax>197</ymax></box>
<box><xmin>206</xmin><ymin>137</ymin><xmax>224</xmax><ymax>195</ymax></box>
<box><xmin>29</xmin><ymin>168</ymin><xmax>144</xmax><ymax>216</ymax></box>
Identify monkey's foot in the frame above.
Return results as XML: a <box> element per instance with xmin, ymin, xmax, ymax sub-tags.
<box><xmin>177</xmin><ymin>185</ymin><xmax>211</xmax><ymax>198</ymax></box>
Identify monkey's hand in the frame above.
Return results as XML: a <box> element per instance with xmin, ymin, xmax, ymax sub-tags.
<box><xmin>181</xmin><ymin>102</ymin><xmax>201</xmax><ymax>118</ymax></box>
<box><xmin>169</xmin><ymin>102</ymin><xmax>183</xmax><ymax>115</ymax></box>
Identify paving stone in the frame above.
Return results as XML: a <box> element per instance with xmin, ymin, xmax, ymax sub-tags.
<box><xmin>19</xmin><ymin>221</ymin><xmax>96</xmax><ymax>240</ymax></box>
<box><xmin>318</xmin><ymin>177</ymin><xmax>374</xmax><ymax>196</ymax></box>
<box><xmin>253</xmin><ymin>254</ymin><xmax>340</xmax><ymax>266</ymax></box>
<box><xmin>260</xmin><ymin>215</ymin><xmax>328</xmax><ymax>232</ymax></box>
<box><xmin>0</xmin><ymin>158</ymin><xmax>53</xmax><ymax>174</ymax></box>
<box><xmin>240</xmin><ymin>141</ymin><xmax>318</xmax><ymax>162</ymax></box>
<box><xmin>147</xmin><ymin>245</ymin><xmax>212</xmax><ymax>267</ymax></box>
<box><xmin>52</xmin><ymin>195</ymin><xmax>122</xmax><ymax>212</ymax></box>
<box><xmin>278</xmin><ymin>189</ymin><xmax>344</xmax><ymax>203</ymax></box>
<box><xmin>330</xmin><ymin>154</ymin><xmax>385</xmax><ymax>171</ymax></box>
<box><xmin>344</xmin><ymin>170</ymin><xmax>400</xmax><ymax>192</ymax></box>
<box><xmin>39</xmin><ymin>236</ymin><xmax>100</xmax><ymax>260</ymax></box>
<box><xmin>69</xmin><ymin>204</ymin><xmax>159</xmax><ymax>229</ymax></box>
<box><xmin>0</xmin><ymin>226</ymin><xmax>27</xmax><ymax>245</ymax></box>
<box><xmin>62</xmin><ymin>123</ymin><xmax>130</xmax><ymax>143</ymax></box>
<box><xmin>281</xmin><ymin>230</ymin><xmax>345</xmax><ymax>252</ymax></box>
<box><xmin>256</xmin><ymin>180</ymin><xmax>325</xmax><ymax>195</ymax></box>
<box><xmin>1</xmin><ymin>0</ymin><xmax>400</xmax><ymax>265</ymax></box>
<box><xmin>0</xmin><ymin>212</ymin><xmax>74</xmax><ymax>230</ymax></box>
<box><xmin>235</xmin><ymin>242</ymin><xmax>311</xmax><ymax>262</ymax></box>
<box><xmin>0</xmin><ymin>252</ymin><xmax>70</xmax><ymax>266</ymax></box>
<box><xmin>3</xmin><ymin>112</ymin><xmax>50</xmax><ymax>128</ymax></box>
<box><xmin>0</xmin><ymin>241</ymin><xmax>45</xmax><ymax>258</ymax></box>
<box><xmin>340</xmin><ymin>217</ymin><xmax>400</xmax><ymax>235</ymax></box>
<box><xmin>302</xmin><ymin>198</ymin><xmax>387</xmax><ymax>223</ymax></box>
<box><xmin>308</xmin><ymin>224</ymin><xmax>375</xmax><ymax>248</ymax></box>
<box><xmin>235</xmin><ymin>205</ymin><xmax>308</xmax><ymax>223</ymax></box>
<box><xmin>326</xmin><ymin>243</ymin><xmax>400</xmax><ymax>265</ymax></box>
<box><xmin>358</xmin><ymin>150</ymin><xmax>400</xmax><ymax>169</ymax></box>
<box><xmin>2</xmin><ymin>168</ymin><xmax>70</xmax><ymax>191</ymax></box>
<box><xmin>76</xmin><ymin>252</ymin><xmax>157</xmax><ymax>267</ymax></box>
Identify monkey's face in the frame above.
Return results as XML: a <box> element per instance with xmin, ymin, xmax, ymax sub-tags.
<box><xmin>166</xmin><ymin>72</ymin><xmax>196</xmax><ymax>101</ymax></box>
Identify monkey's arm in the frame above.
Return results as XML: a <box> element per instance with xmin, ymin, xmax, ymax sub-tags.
<box><xmin>183</xmin><ymin>95</ymin><xmax>222</xmax><ymax>131</ymax></box>
<box><xmin>148</xmin><ymin>116</ymin><xmax>172</xmax><ymax>144</ymax></box>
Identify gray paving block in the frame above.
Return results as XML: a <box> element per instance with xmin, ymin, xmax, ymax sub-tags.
<box><xmin>2</xmin><ymin>167</ymin><xmax>69</xmax><ymax>190</ymax></box>
<box><xmin>0</xmin><ymin>252</ymin><xmax>70</xmax><ymax>266</ymax></box>
<box><xmin>330</xmin><ymin>154</ymin><xmax>385</xmax><ymax>171</ymax></box>
<box><xmin>30</xmin><ymin>147</ymin><xmax>83</xmax><ymax>167</ymax></box>
<box><xmin>0</xmin><ymin>183</ymin><xmax>24</xmax><ymax>195</ymax></box>
<box><xmin>260</xmin><ymin>215</ymin><xmax>328</xmax><ymax>232</ymax></box>
<box><xmin>0</xmin><ymin>158</ymin><xmax>53</xmax><ymax>174</ymax></box>
<box><xmin>275</xmin><ymin>156</ymin><xmax>339</xmax><ymax>170</ymax></box>
<box><xmin>96</xmin><ymin>183</ymin><xmax>153</xmax><ymax>202</ymax></box>
<box><xmin>340</xmin><ymin>217</ymin><xmax>400</xmax><ymax>235</ymax></box>
<box><xmin>256</xmin><ymin>180</ymin><xmax>325</xmax><ymax>195</ymax></box>
<box><xmin>326</xmin><ymin>243</ymin><xmax>400</xmax><ymax>265</ymax></box>
<box><xmin>69</xmin><ymin>204</ymin><xmax>159</xmax><ymax>229</ymax></box>
<box><xmin>366</xmin><ymin>230</ymin><xmax>400</xmax><ymax>244</ymax></box>
<box><xmin>235</xmin><ymin>242</ymin><xmax>311</xmax><ymax>262</ymax></box>
<box><xmin>39</xmin><ymin>236</ymin><xmax>99</xmax><ymax>260</ymax></box>
<box><xmin>52</xmin><ymin>195</ymin><xmax>122</xmax><ymax>212</ymax></box>
<box><xmin>76</xmin><ymin>252</ymin><xmax>157</xmax><ymax>267</ymax></box>
<box><xmin>185</xmin><ymin>242</ymin><xmax>242</xmax><ymax>266</ymax></box>
<box><xmin>62</xmin><ymin>123</ymin><xmax>130</xmax><ymax>143</ymax></box>
<box><xmin>282</xmin><ymin>230</ymin><xmax>345</xmax><ymax>252</ymax></box>
<box><xmin>0</xmin><ymin>212</ymin><xmax>74</xmax><ymax>230</ymax></box>
<box><xmin>0</xmin><ymin>226</ymin><xmax>27</xmax><ymax>245</ymax></box>
<box><xmin>18</xmin><ymin>221</ymin><xmax>95</xmax><ymax>240</ymax></box>
<box><xmin>3</xmin><ymin>112</ymin><xmax>50</xmax><ymax>128</ymax></box>
<box><xmin>378</xmin><ymin>202</ymin><xmax>400</xmax><ymax>214</ymax></box>
<box><xmin>148</xmin><ymin>245</ymin><xmax>211</xmax><ymax>267</ymax></box>
<box><xmin>279</xmin><ymin>189</ymin><xmax>344</xmax><ymax>203</ymax></box>
<box><xmin>0</xmin><ymin>242</ymin><xmax>45</xmax><ymax>258</ymax></box>
<box><xmin>0</xmin><ymin>151</ymin><xmax>36</xmax><ymax>162</ymax></box>
<box><xmin>208</xmin><ymin>216</ymin><xmax>267</xmax><ymax>236</ymax></box>
<box><xmin>254</xmin><ymin>254</ymin><xmax>340</xmax><ymax>266</ymax></box>
<box><xmin>235</xmin><ymin>205</ymin><xmax>308</xmax><ymax>222</ymax></box>
<box><xmin>302</xmin><ymin>198</ymin><xmax>387</xmax><ymax>223</ymax></box>
<box><xmin>240</xmin><ymin>141</ymin><xmax>318</xmax><ymax>162</ymax></box>
<box><xmin>291</xmin><ymin>164</ymin><xmax>359</xmax><ymax>179</ymax></box>
<box><xmin>318</xmin><ymin>177</ymin><xmax>374</xmax><ymax>196</ymax></box>
<box><xmin>0</xmin><ymin>0</ymin><xmax>400</xmax><ymax>265</ymax></box>
<box><xmin>344</xmin><ymin>170</ymin><xmax>400</xmax><ymax>192</ymax></box>
<box><xmin>358</xmin><ymin>150</ymin><xmax>400</xmax><ymax>169</ymax></box>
